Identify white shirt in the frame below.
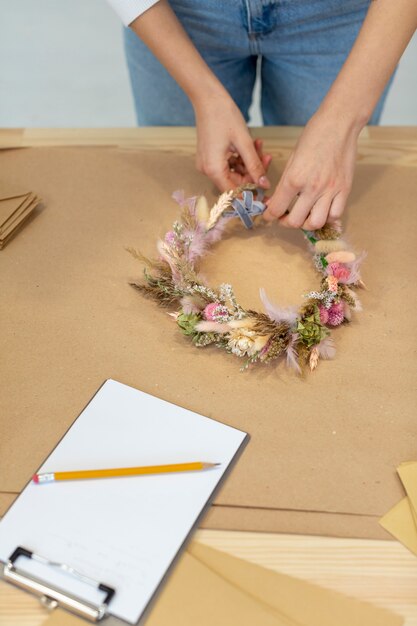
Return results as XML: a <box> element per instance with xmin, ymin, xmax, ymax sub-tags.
<box><xmin>107</xmin><ymin>0</ymin><xmax>160</xmax><ymax>26</ymax></box>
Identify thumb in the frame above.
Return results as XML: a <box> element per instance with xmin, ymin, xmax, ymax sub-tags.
<box><xmin>234</xmin><ymin>137</ymin><xmax>271</xmax><ymax>189</ymax></box>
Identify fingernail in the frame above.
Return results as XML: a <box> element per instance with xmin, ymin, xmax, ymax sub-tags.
<box><xmin>259</xmin><ymin>175</ymin><xmax>270</xmax><ymax>189</ymax></box>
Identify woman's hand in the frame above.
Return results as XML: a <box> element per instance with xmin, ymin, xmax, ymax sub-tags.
<box><xmin>131</xmin><ymin>1</ymin><xmax>270</xmax><ymax>193</ymax></box>
<box><xmin>263</xmin><ymin>0</ymin><xmax>417</xmax><ymax>230</ymax></box>
<box><xmin>263</xmin><ymin>109</ymin><xmax>361</xmax><ymax>230</ymax></box>
<box><xmin>194</xmin><ymin>93</ymin><xmax>272</xmax><ymax>192</ymax></box>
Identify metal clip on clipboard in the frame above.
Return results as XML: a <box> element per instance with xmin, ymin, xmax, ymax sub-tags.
<box><xmin>3</xmin><ymin>546</ymin><xmax>116</xmax><ymax>622</ymax></box>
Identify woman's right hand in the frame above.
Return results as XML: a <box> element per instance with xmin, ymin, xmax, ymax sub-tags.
<box><xmin>194</xmin><ymin>93</ymin><xmax>272</xmax><ymax>192</ymax></box>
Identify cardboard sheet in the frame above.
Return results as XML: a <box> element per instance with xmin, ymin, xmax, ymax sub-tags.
<box><xmin>40</xmin><ymin>542</ymin><xmax>403</xmax><ymax>626</ymax></box>
<box><xmin>379</xmin><ymin>497</ymin><xmax>417</xmax><ymax>556</ymax></box>
<box><xmin>0</xmin><ymin>494</ymin><xmax>15</xmax><ymax>516</ymax></box>
<box><xmin>379</xmin><ymin>461</ymin><xmax>417</xmax><ymax>554</ymax></box>
<box><xmin>0</xmin><ymin>496</ymin><xmax>388</xmax><ymax>539</ymax></box>
<box><xmin>0</xmin><ymin>147</ymin><xmax>416</xmax><ymax>539</ymax></box>
<box><xmin>0</xmin><ymin>193</ymin><xmax>30</xmax><ymax>226</ymax></box>
<box><xmin>0</xmin><ymin>193</ymin><xmax>37</xmax><ymax>236</ymax></box>
<box><xmin>398</xmin><ymin>462</ymin><xmax>417</xmax><ymax>512</ymax></box>
<box><xmin>201</xmin><ymin>503</ymin><xmax>387</xmax><ymax>539</ymax></box>
<box><xmin>0</xmin><ymin>182</ymin><xmax>41</xmax><ymax>248</ymax></box>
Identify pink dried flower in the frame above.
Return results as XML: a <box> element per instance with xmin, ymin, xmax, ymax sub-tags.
<box><xmin>327</xmin><ymin>302</ymin><xmax>345</xmax><ymax>326</ymax></box>
<box><xmin>203</xmin><ymin>302</ymin><xmax>229</xmax><ymax>321</ymax></box>
<box><xmin>183</xmin><ymin>219</ymin><xmax>229</xmax><ymax>265</ymax></box>
<box><xmin>204</xmin><ymin>216</ymin><xmax>229</xmax><ymax>245</ymax></box>
<box><xmin>172</xmin><ymin>189</ymin><xmax>186</xmax><ymax>206</ymax></box>
<box><xmin>326</xmin><ymin>275</ymin><xmax>339</xmax><ymax>292</ymax></box>
<box><xmin>319</xmin><ymin>305</ymin><xmax>329</xmax><ymax>324</ymax></box>
<box><xmin>172</xmin><ymin>190</ymin><xmax>197</xmax><ymax>213</ymax></box>
<box><xmin>204</xmin><ymin>302</ymin><xmax>220</xmax><ymax>320</ymax></box>
<box><xmin>164</xmin><ymin>231</ymin><xmax>176</xmax><ymax>244</ymax></box>
<box><xmin>327</xmin><ymin>262</ymin><xmax>350</xmax><ymax>281</ymax></box>
<box><xmin>185</xmin><ymin>226</ymin><xmax>209</xmax><ymax>263</ymax></box>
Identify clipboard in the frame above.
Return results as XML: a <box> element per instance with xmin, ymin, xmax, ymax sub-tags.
<box><xmin>0</xmin><ymin>379</ymin><xmax>249</xmax><ymax>625</ymax></box>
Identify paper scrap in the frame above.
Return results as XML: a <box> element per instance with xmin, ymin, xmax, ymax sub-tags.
<box><xmin>379</xmin><ymin>496</ymin><xmax>417</xmax><ymax>556</ymax></box>
<box><xmin>398</xmin><ymin>461</ymin><xmax>417</xmax><ymax>515</ymax></box>
<box><xmin>189</xmin><ymin>542</ymin><xmax>403</xmax><ymax>626</ymax></box>
<box><xmin>0</xmin><ymin>187</ymin><xmax>41</xmax><ymax>249</ymax></box>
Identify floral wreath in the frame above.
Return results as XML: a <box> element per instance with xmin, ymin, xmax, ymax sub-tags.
<box><xmin>129</xmin><ymin>184</ymin><xmax>365</xmax><ymax>373</ymax></box>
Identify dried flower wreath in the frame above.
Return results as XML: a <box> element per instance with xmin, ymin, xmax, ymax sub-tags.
<box><xmin>128</xmin><ymin>184</ymin><xmax>365</xmax><ymax>373</ymax></box>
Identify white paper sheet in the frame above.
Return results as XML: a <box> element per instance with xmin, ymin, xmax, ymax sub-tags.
<box><xmin>0</xmin><ymin>379</ymin><xmax>247</xmax><ymax>623</ymax></box>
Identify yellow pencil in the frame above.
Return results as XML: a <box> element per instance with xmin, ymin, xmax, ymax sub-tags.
<box><xmin>32</xmin><ymin>462</ymin><xmax>220</xmax><ymax>484</ymax></box>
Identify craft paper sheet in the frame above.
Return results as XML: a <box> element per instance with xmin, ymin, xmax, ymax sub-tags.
<box><xmin>0</xmin><ymin>380</ymin><xmax>247</xmax><ymax>624</ymax></box>
<box><xmin>0</xmin><ymin>147</ymin><xmax>416</xmax><ymax>539</ymax></box>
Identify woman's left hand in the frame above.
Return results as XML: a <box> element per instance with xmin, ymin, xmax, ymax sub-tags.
<box><xmin>263</xmin><ymin>109</ymin><xmax>362</xmax><ymax>230</ymax></box>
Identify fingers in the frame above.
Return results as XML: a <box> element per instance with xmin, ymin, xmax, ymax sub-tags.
<box><xmin>264</xmin><ymin>169</ymin><xmax>350</xmax><ymax>228</ymax></box>
<box><xmin>263</xmin><ymin>177</ymin><xmax>298</xmax><ymax>222</ymax></box>
<box><xmin>249</xmin><ymin>139</ymin><xmax>272</xmax><ymax>171</ymax></box>
<box><xmin>228</xmin><ymin>139</ymin><xmax>272</xmax><ymax>184</ymax></box>
<box><xmin>268</xmin><ymin>188</ymin><xmax>348</xmax><ymax>231</ymax></box>
<box><xmin>328</xmin><ymin>191</ymin><xmax>348</xmax><ymax>223</ymax></box>
<box><xmin>203</xmin><ymin>161</ymin><xmax>240</xmax><ymax>192</ymax></box>
<box><xmin>233</xmin><ymin>136</ymin><xmax>271</xmax><ymax>189</ymax></box>
<box><xmin>196</xmin><ymin>133</ymin><xmax>273</xmax><ymax>193</ymax></box>
<box><xmin>228</xmin><ymin>155</ymin><xmax>248</xmax><ymax>177</ymax></box>
<box><xmin>254</xmin><ymin>139</ymin><xmax>272</xmax><ymax>172</ymax></box>
<box><xmin>301</xmin><ymin>193</ymin><xmax>334</xmax><ymax>230</ymax></box>
<box><xmin>262</xmin><ymin>153</ymin><xmax>273</xmax><ymax>170</ymax></box>
<box><xmin>278</xmin><ymin>192</ymin><xmax>318</xmax><ymax>228</ymax></box>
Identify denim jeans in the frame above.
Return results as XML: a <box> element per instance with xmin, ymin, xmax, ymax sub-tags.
<box><xmin>124</xmin><ymin>0</ymin><xmax>393</xmax><ymax>126</ymax></box>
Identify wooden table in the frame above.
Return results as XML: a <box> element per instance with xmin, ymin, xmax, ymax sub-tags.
<box><xmin>1</xmin><ymin>126</ymin><xmax>416</xmax><ymax>626</ymax></box>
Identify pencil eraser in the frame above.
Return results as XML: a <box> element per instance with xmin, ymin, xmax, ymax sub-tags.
<box><xmin>32</xmin><ymin>474</ymin><xmax>39</xmax><ymax>484</ymax></box>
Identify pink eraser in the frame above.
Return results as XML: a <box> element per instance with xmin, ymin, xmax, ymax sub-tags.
<box><xmin>32</xmin><ymin>474</ymin><xmax>39</xmax><ymax>484</ymax></box>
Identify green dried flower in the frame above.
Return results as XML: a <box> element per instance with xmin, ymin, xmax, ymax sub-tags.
<box><xmin>297</xmin><ymin>307</ymin><xmax>328</xmax><ymax>348</ymax></box>
<box><xmin>177</xmin><ymin>312</ymin><xmax>201</xmax><ymax>336</ymax></box>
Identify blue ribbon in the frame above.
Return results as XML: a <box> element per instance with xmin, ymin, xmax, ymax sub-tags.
<box><xmin>224</xmin><ymin>189</ymin><xmax>266</xmax><ymax>229</ymax></box>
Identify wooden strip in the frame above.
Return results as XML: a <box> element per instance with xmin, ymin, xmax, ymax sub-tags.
<box><xmin>0</xmin><ymin>127</ymin><xmax>416</xmax><ymax>166</ymax></box>
<box><xmin>195</xmin><ymin>530</ymin><xmax>417</xmax><ymax>625</ymax></box>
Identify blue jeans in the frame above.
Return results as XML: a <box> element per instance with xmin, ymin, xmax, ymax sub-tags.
<box><xmin>124</xmin><ymin>0</ymin><xmax>393</xmax><ymax>126</ymax></box>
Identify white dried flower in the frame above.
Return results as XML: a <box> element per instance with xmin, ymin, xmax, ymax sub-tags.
<box><xmin>227</xmin><ymin>328</ymin><xmax>269</xmax><ymax>357</ymax></box>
